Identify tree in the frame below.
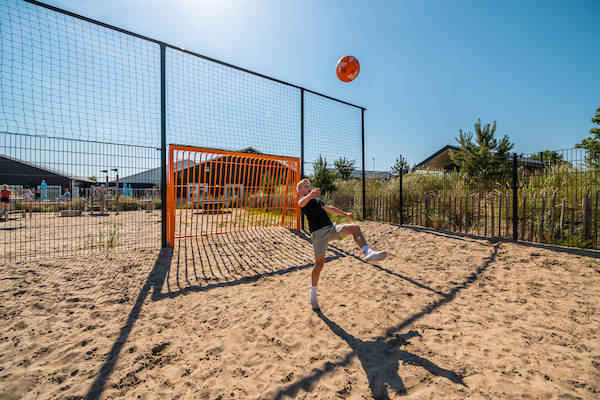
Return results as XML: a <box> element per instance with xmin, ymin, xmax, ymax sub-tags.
<box><xmin>333</xmin><ymin>157</ymin><xmax>356</xmax><ymax>180</ymax></box>
<box><xmin>449</xmin><ymin>119</ymin><xmax>514</xmax><ymax>180</ymax></box>
<box><xmin>530</xmin><ymin>150</ymin><xmax>565</xmax><ymax>165</ymax></box>
<box><xmin>575</xmin><ymin>107</ymin><xmax>600</xmax><ymax>169</ymax></box>
<box><xmin>390</xmin><ymin>155</ymin><xmax>410</xmax><ymax>177</ymax></box>
<box><xmin>310</xmin><ymin>155</ymin><xmax>337</xmax><ymax>194</ymax></box>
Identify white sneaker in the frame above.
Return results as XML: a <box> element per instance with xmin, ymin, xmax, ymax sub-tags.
<box><xmin>365</xmin><ymin>250</ymin><xmax>387</xmax><ymax>262</ymax></box>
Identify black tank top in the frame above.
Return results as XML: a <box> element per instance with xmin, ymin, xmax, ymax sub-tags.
<box><xmin>301</xmin><ymin>199</ymin><xmax>332</xmax><ymax>233</ymax></box>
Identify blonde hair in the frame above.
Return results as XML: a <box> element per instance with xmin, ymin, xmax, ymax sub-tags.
<box><xmin>1</xmin><ymin>184</ymin><xmax>7</xmax><ymax>189</ymax></box>
<box><xmin>296</xmin><ymin>178</ymin><xmax>310</xmax><ymax>193</ymax></box>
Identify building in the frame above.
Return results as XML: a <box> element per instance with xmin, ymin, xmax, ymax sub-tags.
<box><xmin>414</xmin><ymin>145</ymin><xmax>545</xmax><ymax>171</ymax></box>
<box><xmin>0</xmin><ymin>154</ymin><xmax>93</xmax><ymax>198</ymax></box>
<box><xmin>118</xmin><ymin>147</ymin><xmax>272</xmax><ymax>190</ymax></box>
<box><xmin>414</xmin><ymin>145</ymin><xmax>460</xmax><ymax>171</ymax></box>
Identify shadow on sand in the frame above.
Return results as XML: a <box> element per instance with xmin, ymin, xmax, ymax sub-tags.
<box><xmin>86</xmin><ymin>227</ymin><xmax>497</xmax><ymax>399</ymax></box>
<box><xmin>85</xmin><ymin>227</ymin><xmax>336</xmax><ymax>399</ymax></box>
<box><xmin>270</xmin><ymin>244</ymin><xmax>498</xmax><ymax>400</ymax></box>
<box><xmin>400</xmin><ymin>224</ymin><xmax>600</xmax><ymax>258</ymax></box>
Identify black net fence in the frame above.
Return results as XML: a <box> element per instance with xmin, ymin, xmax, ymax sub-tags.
<box><xmin>0</xmin><ymin>0</ymin><xmax>365</xmax><ymax>261</ymax></box>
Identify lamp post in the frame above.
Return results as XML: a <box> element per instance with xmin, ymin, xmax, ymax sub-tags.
<box><xmin>112</xmin><ymin>168</ymin><xmax>119</xmax><ymax>215</ymax></box>
<box><xmin>101</xmin><ymin>169</ymin><xmax>108</xmax><ymax>187</ymax></box>
<box><xmin>101</xmin><ymin>169</ymin><xmax>109</xmax><ymax>214</ymax></box>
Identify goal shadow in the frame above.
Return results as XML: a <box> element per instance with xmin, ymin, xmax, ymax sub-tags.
<box><xmin>86</xmin><ymin>227</ymin><xmax>346</xmax><ymax>399</ymax></box>
<box><xmin>155</xmin><ymin>227</ymin><xmax>345</xmax><ymax>299</ymax></box>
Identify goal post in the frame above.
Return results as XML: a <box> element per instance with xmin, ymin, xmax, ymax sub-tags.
<box><xmin>166</xmin><ymin>145</ymin><xmax>301</xmax><ymax>247</ymax></box>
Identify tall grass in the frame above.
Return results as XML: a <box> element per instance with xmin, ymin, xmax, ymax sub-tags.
<box><xmin>325</xmin><ymin>165</ymin><xmax>599</xmax><ymax>249</ymax></box>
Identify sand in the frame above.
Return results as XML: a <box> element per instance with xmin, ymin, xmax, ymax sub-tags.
<box><xmin>0</xmin><ymin>221</ymin><xmax>598</xmax><ymax>399</ymax></box>
<box><xmin>0</xmin><ymin>210</ymin><xmax>162</xmax><ymax>261</ymax></box>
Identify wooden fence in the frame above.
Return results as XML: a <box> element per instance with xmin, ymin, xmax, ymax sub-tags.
<box><xmin>325</xmin><ymin>189</ymin><xmax>598</xmax><ymax>250</ymax></box>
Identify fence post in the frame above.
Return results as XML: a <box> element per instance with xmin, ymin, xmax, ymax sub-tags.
<box><xmin>160</xmin><ymin>44</ymin><xmax>168</xmax><ymax>248</ymax></box>
<box><xmin>490</xmin><ymin>194</ymin><xmax>495</xmax><ymax>237</ymax></box>
<box><xmin>530</xmin><ymin>191</ymin><xmax>537</xmax><ymax>242</ymax></box>
<box><xmin>572</xmin><ymin>190</ymin><xmax>576</xmax><ymax>238</ymax></box>
<box><xmin>399</xmin><ymin>169</ymin><xmax>403</xmax><ymax>225</ymax></box>
<box><xmin>512</xmin><ymin>153</ymin><xmax>518</xmax><ymax>241</ymax></box>
<box><xmin>583</xmin><ymin>190</ymin><xmax>590</xmax><ymax>242</ymax></box>
<box><xmin>361</xmin><ymin>108</ymin><xmax>366</xmax><ymax>220</ymax></box>
<box><xmin>550</xmin><ymin>192</ymin><xmax>556</xmax><ymax>239</ymax></box>
<box><xmin>595</xmin><ymin>190</ymin><xmax>599</xmax><ymax>250</ymax></box>
<box><xmin>540</xmin><ymin>191</ymin><xmax>546</xmax><ymax>243</ymax></box>
<box><xmin>300</xmin><ymin>88</ymin><xmax>305</xmax><ymax>230</ymax></box>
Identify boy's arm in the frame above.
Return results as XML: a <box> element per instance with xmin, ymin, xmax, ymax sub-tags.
<box><xmin>298</xmin><ymin>189</ymin><xmax>320</xmax><ymax>208</ymax></box>
<box><xmin>323</xmin><ymin>205</ymin><xmax>353</xmax><ymax>220</ymax></box>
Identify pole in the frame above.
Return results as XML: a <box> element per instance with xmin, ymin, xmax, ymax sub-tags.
<box><xmin>512</xmin><ymin>153</ymin><xmax>518</xmax><ymax>241</ymax></box>
<box><xmin>361</xmin><ymin>109</ymin><xmax>366</xmax><ymax>220</ymax></box>
<box><xmin>300</xmin><ymin>88</ymin><xmax>305</xmax><ymax>231</ymax></box>
<box><xmin>160</xmin><ymin>44</ymin><xmax>168</xmax><ymax>247</ymax></box>
<box><xmin>115</xmin><ymin>171</ymin><xmax>119</xmax><ymax>216</ymax></box>
<box><xmin>399</xmin><ymin>169</ymin><xmax>403</xmax><ymax>225</ymax></box>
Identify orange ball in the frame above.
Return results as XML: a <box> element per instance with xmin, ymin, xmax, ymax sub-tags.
<box><xmin>336</xmin><ymin>55</ymin><xmax>360</xmax><ymax>82</ymax></box>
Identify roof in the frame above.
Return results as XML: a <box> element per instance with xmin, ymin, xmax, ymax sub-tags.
<box><xmin>414</xmin><ymin>145</ymin><xmax>546</xmax><ymax>171</ymax></box>
<box><xmin>0</xmin><ymin>154</ymin><xmax>94</xmax><ymax>183</ymax></box>
<box><xmin>414</xmin><ymin>145</ymin><xmax>460</xmax><ymax>170</ymax></box>
<box><xmin>118</xmin><ymin>147</ymin><xmax>270</xmax><ymax>184</ymax></box>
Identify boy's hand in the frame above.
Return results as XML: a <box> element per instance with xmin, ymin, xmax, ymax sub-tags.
<box><xmin>345</xmin><ymin>212</ymin><xmax>354</xmax><ymax>220</ymax></box>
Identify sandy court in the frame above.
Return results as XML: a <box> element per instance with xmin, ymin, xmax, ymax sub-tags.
<box><xmin>0</xmin><ymin>222</ymin><xmax>598</xmax><ymax>399</ymax></box>
<box><xmin>0</xmin><ymin>210</ymin><xmax>162</xmax><ymax>261</ymax></box>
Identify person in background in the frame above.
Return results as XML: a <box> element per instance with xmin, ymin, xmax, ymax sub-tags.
<box><xmin>24</xmin><ymin>189</ymin><xmax>34</xmax><ymax>200</ymax></box>
<box><xmin>63</xmin><ymin>188</ymin><xmax>71</xmax><ymax>200</ymax></box>
<box><xmin>24</xmin><ymin>189</ymin><xmax>34</xmax><ymax>215</ymax></box>
<box><xmin>35</xmin><ymin>187</ymin><xmax>41</xmax><ymax>201</ymax></box>
<box><xmin>1</xmin><ymin>184</ymin><xmax>13</xmax><ymax>221</ymax></box>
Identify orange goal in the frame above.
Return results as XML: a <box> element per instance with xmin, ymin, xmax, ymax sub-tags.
<box><xmin>166</xmin><ymin>145</ymin><xmax>301</xmax><ymax>246</ymax></box>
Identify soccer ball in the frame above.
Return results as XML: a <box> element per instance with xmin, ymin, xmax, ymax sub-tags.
<box><xmin>336</xmin><ymin>55</ymin><xmax>360</xmax><ymax>82</ymax></box>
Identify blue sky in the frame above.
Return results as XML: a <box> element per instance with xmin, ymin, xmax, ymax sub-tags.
<box><xmin>10</xmin><ymin>0</ymin><xmax>600</xmax><ymax>171</ymax></box>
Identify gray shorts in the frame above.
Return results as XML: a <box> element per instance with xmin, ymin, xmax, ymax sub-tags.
<box><xmin>311</xmin><ymin>223</ymin><xmax>346</xmax><ymax>257</ymax></box>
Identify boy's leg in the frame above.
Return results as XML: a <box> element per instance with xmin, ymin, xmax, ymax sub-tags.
<box><xmin>338</xmin><ymin>224</ymin><xmax>367</xmax><ymax>248</ymax></box>
<box><xmin>311</xmin><ymin>255</ymin><xmax>325</xmax><ymax>286</ymax></box>
<box><xmin>338</xmin><ymin>224</ymin><xmax>387</xmax><ymax>261</ymax></box>
<box><xmin>310</xmin><ymin>255</ymin><xmax>325</xmax><ymax>310</ymax></box>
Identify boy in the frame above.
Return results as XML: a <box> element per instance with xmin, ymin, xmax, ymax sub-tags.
<box><xmin>1</xmin><ymin>184</ymin><xmax>12</xmax><ymax>221</ymax></box>
<box><xmin>297</xmin><ymin>178</ymin><xmax>387</xmax><ymax>311</ymax></box>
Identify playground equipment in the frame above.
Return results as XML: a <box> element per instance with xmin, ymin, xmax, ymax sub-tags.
<box><xmin>122</xmin><ymin>182</ymin><xmax>133</xmax><ymax>198</ymax></box>
<box><xmin>40</xmin><ymin>180</ymin><xmax>48</xmax><ymax>200</ymax></box>
<box><xmin>90</xmin><ymin>185</ymin><xmax>108</xmax><ymax>215</ymax></box>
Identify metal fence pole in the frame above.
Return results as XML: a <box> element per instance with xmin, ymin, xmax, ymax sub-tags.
<box><xmin>300</xmin><ymin>88</ymin><xmax>305</xmax><ymax>231</ymax></box>
<box><xmin>361</xmin><ymin>108</ymin><xmax>366</xmax><ymax>220</ymax></box>
<box><xmin>160</xmin><ymin>44</ymin><xmax>168</xmax><ymax>247</ymax></box>
<box><xmin>512</xmin><ymin>152</ymin><xmax>518</xmax><ymax>241</ymax></box>
<box><xmin>399</xmin><ymin>169</ymin><xmax>403</xmax><ymax>225</ymax></box>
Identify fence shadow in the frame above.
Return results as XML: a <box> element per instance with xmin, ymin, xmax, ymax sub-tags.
<box><xmin>269</xmin><ymin>244</ymin><xmax>498</xmax><ymax>400</ymax></box>
<box><xmin>515</xmin><ymin>240</ymin><xmax>600</xmax><ymax>259</ymax></box>
<box><xmin>86</xmin><ymin>228</ymin><xmax>342</xmax><ymax>399</ymax></box>
<box><xmin>85</xmin><ymin>247</ymin><xmax>173</xmax><ymax>400</ymax></box>
<box><xmin>396</xmin><ymin>224</ymin><xmax>496</xmax><ymax>246</ymax></box>
<box><xmin>327</xmin><ymin>242</ymin><xmax>448</xmax><ymax>298</ymax></box>
<box><xmin>399</xmin><ymin>224</ymin><xmax>600</xmax><ymax>259</ymax></box>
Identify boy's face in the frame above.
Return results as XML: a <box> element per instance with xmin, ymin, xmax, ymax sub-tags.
<box><xmin>298</xmin><ymin>180</ymin><xmax>312</xmax><ymax>197</ymax></box>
